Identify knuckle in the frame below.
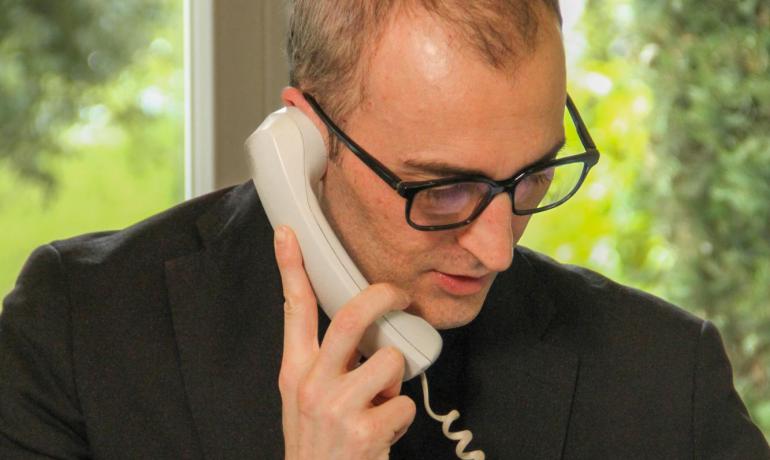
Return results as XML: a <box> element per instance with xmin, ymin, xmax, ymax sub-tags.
<box><xmin>349</xmin><ymin>417</ymin><xmax>378</xmax><ymax>446</ymax></box>
<box><xmin>283</xmin><ymin>292</ymin><xmax>315</xmax><ymax>316</ymax></box>
<box><xmin>332</xmin><ymin>307</ymin><xmax>362</xmax><ymax>334</ymax></box>
<box><xmin>402</xmin><ymin>396</ymin><xmax>417</xmax><ymax>419</ymax></box>
<box><xmin>322</xmin><ymin>398</ymin><xmax>347</xmax><ymax>425</ymax></box>
<box><xmin>370</xmin><ymin>283</ymin><xmax>396</xmax><ymax>301</ymax></box>
<box><xmin>295</xmin><ymin>379</ymin><xmax>323</xmax><ymax>416</ymax></box>
<box><xmin>283</xmin><ymin>299</ymin><xmax>301</xmax><ymax>316</ymax></box>
<box><xmin>382</xmin><ymin>346</ymin><xmax>405</xmax><ymax>370</ymax></box>
<box><xmin>373</xmin><ymin>283</ymin><xmax>409</xmax><ymax>308</ymax></box>
<box><xmin>277</xmin><ymin>368</ymin><xmax>297</xmax><ymax>396</ymax></box>
<box><xmin>283</xmin><ymin>289</ymin><xmax>309</xmax><ymax>312</ymax></box>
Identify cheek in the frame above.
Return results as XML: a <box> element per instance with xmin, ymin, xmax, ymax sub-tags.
<box><xmin>329</xmin><ymin>155</ymin><xmax>451</xmax><ymax>271</ymax></box>
<box><xmin>342</xmin><ymin>158</ymin><xmax>404</xmax><ymax>230</ymax></box>
<box><xmin>512</xmin><ymin>215</ymin><xmax>531</xmax><ymax>243</ymax></box>
<box><xmin>346</xmin><ymin>164</ymin><xmax>398</xmax><ymax>223</ymax></box>
<box><xmin>333</xmin><ymin>160</ymin><xmax>415</xmax><ymax>250</ymax></box>
<box><xmin>365</xmin><ymin>192</ymin><xmax>430</xmax><ymax>254</ymax></box>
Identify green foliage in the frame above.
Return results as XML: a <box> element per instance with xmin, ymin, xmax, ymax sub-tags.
<box><xmin>632</xmin><ymin>0</ymin><xmax>770</xmax><ymax>433</ymax></box>
<box><xmin>525</xmin><ymin>0</ymin><xmax>769</xmax><ymax>437</ymax></box>
<box><xmin>523</xmin><ymin>1</ymin><xmax>667</xmax><ymax>294</ymax></box>
<box><xmin>0</xmin><ymin>0</ymin><xmax>173</xmax><ymax>187</ymax></box>
<box><xmin>0</xmin><ymin>0</ymin><xmax>184</xmax><ymax>294</ymax></box>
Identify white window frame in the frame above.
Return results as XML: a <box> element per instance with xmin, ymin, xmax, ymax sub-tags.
<box><xmin>184</xmin><ymin>0</ymin><xmax>215</xmax><ymax>198</ymax></box>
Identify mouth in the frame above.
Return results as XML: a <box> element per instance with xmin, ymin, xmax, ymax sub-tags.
<box><xmin>432</xmin><ymin>270</ymin><xmax>491</xmax><ymax>296</ymax></box>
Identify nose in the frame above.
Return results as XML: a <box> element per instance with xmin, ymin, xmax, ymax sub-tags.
<box><xmin>456</xmin><ymin>192</ymin><xmax>515</xmax><ymax>273</ymax></box>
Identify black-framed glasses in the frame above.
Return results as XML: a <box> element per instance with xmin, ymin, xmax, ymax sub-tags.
<box><xmin>305</xmin><ymin>93</ymin><xmax>600</xmax><ymax>231</ymax></box>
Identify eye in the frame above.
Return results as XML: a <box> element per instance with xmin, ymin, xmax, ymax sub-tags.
<box><xmin>513</xmin><ymin>168</ymin><xmax>553</xmax><ymax>205</ymax></box>
<box><xmin>420</xmin><ymin>183</ymin><xmax>476</xmax><ymax>211</ymax></box>
<box><xmin>518</xmin><ymin>167</ymin><xmax>555</xmax><ymax>192</ymax></box>
<box><xmin>412</xmin><ymin>182</ymin><xmax>490</xmax><ymax>220</ymax></box>
<box><xmin>530</xmin><ymin>167</ymin><xmax>555</xmax><ymax>184</ymax></box>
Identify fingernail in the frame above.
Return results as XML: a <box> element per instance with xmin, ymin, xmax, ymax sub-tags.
<box><xmin>274</xmin><ymin>226</ymin><xmax>287</xmax><ymax>246</ymax></box>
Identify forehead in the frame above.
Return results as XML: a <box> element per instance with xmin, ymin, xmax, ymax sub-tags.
<box><xmin>350</xmin><ymin>6</ymin><xmax>567</xmax><ymax>179</ymax></box>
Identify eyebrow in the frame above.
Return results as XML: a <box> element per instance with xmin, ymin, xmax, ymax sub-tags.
<box><xmin>400</xmin><ymin>137</ymin><xmax>567</xmax><ymax>178</ymax></box>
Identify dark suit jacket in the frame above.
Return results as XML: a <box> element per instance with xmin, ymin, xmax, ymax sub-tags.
<box><xmin>1</xmin><ymin>183</ymin><xmax>768</xmax><ymax>459</ymax></box>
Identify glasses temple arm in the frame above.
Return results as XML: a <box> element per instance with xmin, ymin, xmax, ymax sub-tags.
<box><xmin>566</xmin><ymin>94</ymin><xmax>598</xmax><ymax>151</ymax></box>
<box><xmin>303</xmin><ymin>93</ymin><xmax>402</xmax><ymax>189</ymax></box>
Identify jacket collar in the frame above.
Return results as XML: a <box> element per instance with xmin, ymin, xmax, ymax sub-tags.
<box><xmin>165</xmin><ymin>182</ymin><xmax>287</xmax><ymax>457</ymax></box>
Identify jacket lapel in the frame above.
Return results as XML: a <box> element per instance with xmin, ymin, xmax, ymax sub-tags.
<box><xmin>165</xmin><ymin>184</ymin><xmax>287</xmax><ymax>459</ymax></box>
<box><xmin>462</xmin><ymin>249</ymin><xmax>580</xmax><ymax>458</ymax></box>
<box><xmin>163</xmin><ymin>183</ymin><xmax>580</xmax><ymax>459</ymax></box>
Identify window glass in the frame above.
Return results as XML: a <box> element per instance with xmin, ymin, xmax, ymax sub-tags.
<box><xmin>0</xmin><ymin>0</ymin><xmax>184</xmax><ymax>293</ymax></box>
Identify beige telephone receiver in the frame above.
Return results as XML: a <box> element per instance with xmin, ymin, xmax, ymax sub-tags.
<box><xmin>247</xmin><ymin>106</ymin><xmax>442</xmax><ymax>381</ymax></box>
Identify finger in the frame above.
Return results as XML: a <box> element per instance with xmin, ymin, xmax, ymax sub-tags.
<box><xmin>316</xmin><ymin>283</ymin><xmax>410</xmax><ymax>376</ymax></box>
<box><xmin>344</xmin><ymin>346</ymin><xmax>404</xmax><ymax>406</ymax></box>
<box><xmin>346</xmin><ymin>351</ymin><xmax>362</xmax><ymax>372</ymax></box>
<box><xmin>365</xmin><ymin>395</ymin><xmax>416</xmax><ymax>446</ymax></box>
<box><xmin>274</xmin><ymin>226</ymin><xmax>319</xmax><ymax>364</ymax></box>
<box><xmin>376</xmin><ymin>376</ymin><xmax>402</xmax><ymax>403</ymax></box>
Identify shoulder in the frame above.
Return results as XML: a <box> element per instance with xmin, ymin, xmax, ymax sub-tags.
<box><xmin>514</xmin><ymin>246</ymin><xmax>710</xmax><ymax>399</ymax></box>
<box><xmin>516</xmin><ymin>246</ymin><xmax>705</xmax><ymax>349</ymax></box>
<box><xmin>30</xmin><ymin>181</ymin><xmax>272</xmax><ymax>287</ymax></box>
<box><xmin>49</xmin><ymin>184</ymin><xmax>248</xmax><ymax>269</ymax></box>
<box><xmin>4</xmin><ymin>181</ymin><xmax>268</xmax><ymax>330</ymax></box>
<box><xmin>0</xmin><ymin>184</ymin><xmax>270</xmax><ymax>458</ymax></box>
<box><xmin>513</xmin><ymin>250</ymin><xmax>769</xmax><ymax>455</ymax></box>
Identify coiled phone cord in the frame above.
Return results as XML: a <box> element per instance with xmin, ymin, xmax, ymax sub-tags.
<box><xmin>419</xmin><ymin>373</ymin><xmax>486</xmax><ymax>460</ymax></box>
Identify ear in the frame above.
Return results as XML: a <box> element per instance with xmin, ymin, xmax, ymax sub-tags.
<box><xmin>281</xmin><ymin>86</ymin><xmax>332</xmax><ymax>180</ymax></box>
<box><xmin>281</xmin><ymin>87</ymin><xmax>329</xmax><ymax>141</ymax></box>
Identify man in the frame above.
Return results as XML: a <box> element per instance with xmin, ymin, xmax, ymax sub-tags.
<box><xmin>1</xmin><ymin>0</ymin><xmax>768</xmax><ymax>458</ymax></box>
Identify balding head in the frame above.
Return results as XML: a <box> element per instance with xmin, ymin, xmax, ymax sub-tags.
<box><xmin>287</xmin><ymin>0</ymin><xmax>562</xmax><ymax>126</ymax></box>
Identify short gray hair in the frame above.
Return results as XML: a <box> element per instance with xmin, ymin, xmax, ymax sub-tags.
<box><xmin>287</xmin><ymin>0</ymin><xmax>562</xmax><ymax>144</ymax></box>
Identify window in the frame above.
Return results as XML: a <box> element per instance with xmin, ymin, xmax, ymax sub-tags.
<box><xmin>0</xmin><ymin>0</ymin><xmax>185</xmax><ymax>292</ymax></box>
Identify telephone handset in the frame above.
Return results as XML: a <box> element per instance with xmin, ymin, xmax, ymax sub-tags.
<box><xmin>248</xmin><ymin>107</ymin><xmax>484</xmax><ymax>459</ymax></box>
<box><xmin>246</xmin><ymin>106</ymin><xmax>443</xmax><ymax>381</ymax></box>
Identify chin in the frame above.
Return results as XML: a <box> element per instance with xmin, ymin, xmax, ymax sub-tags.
<box><xmin>408</xmin><ymin>295</ymin><xmax>485</xmax><ymax>330</ymax></box>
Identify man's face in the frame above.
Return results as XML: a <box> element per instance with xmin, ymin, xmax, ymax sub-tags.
<box><xmin>319</xmin><ymin>7</ymin><xmax>567</xmax><ymax>329</ymax></box>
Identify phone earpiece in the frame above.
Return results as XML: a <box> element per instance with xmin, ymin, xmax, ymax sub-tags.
<box><xmin>247</xmin><ymin>107</ymin><xmax>442</xmax><ymax>380</ymax></box>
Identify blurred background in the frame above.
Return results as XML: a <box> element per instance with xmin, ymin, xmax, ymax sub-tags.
<box><xmin>0</xmin><ymin>0</ymin><xmax>768</xmax><ymax>439</ymax></box>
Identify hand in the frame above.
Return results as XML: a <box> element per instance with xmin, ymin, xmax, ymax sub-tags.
<box><xmin>274</xmin><ymin>226</ymin><xmax>417</xmax><ymax>460</ymax></box>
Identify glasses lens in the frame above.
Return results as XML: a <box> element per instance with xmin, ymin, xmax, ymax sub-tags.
<box><xmin>409</xmin><ymin>182</ymin><xmax>491</xmax><ymax>227</ymax></box>
<box><xmin>514</xmin><ymin>161</ymin><xmax>586</xmax><ymax>212</ymax></box>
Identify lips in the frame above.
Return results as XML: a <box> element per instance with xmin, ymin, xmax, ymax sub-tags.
<box><xmin>433</xmin><ymin>271</ymin><xmax>489</xmax><ymax>296</ymax></box>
